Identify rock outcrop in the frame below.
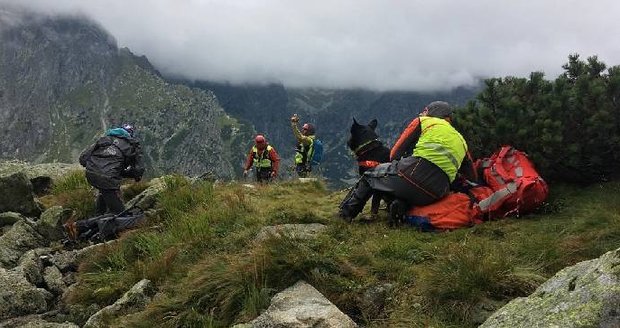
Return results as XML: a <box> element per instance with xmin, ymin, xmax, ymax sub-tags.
<box><xmin>0</xmin><ymin>172</ymin><xmax>41</xmax><ymax>217</ymax></box>
<box><xmin>480</xmin><ymin>247</ymin><xmax>620</xmax><ymax>328</ymax></box>
<box><xmin>83</xmin><ymin>279</ymin><xmax>156</xmax><ymax>328</ymax></box>
<box><xmin>0</xmin><ymin>7</ymin><xmax>249</xmax><ymax>179</ymax></box>
<box><xmin>250</xmin><ymin>280</ymin><xmax>357</xmax><ymax>328</ymax></box>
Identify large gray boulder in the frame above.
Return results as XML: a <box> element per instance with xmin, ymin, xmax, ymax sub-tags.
<box><xmin>480</xmin><ymin>247</ymin><xmax>620</xmax><ymax>328</ymax></box>
<box><xmin>251</xmin><ymin>280</ymin><xmax>357</xmax><ymax>328</ymax></box>
<box><xmin>0</xmin><ymin>268</ymin><xmax>52</xmax><ymax>320</ymax></box>
<box><xmin>125</xmin><ymin>177</ymin><xmax>167</xmax><ymax>211</ymax></box>
<box><xmin>0</xmin><ymin>173</ymin><xmax>41</xmax><ymax>218</ymax></box>
<box><xmin>83</xmin><ymin>279</ymin><xmax>156</xmax><ymax>328</ymax></box>
<box><xmin>34</xmin><ymin>207</ymin><xmax>73</xmax><ymax>241</ymax></box>
<box><xmin>0</xmin><ymin>160</ymin><xmax>83</xmax><ymax>196</ymax></box>
<box><xmin>0</xmin><ymin>221</ymin><xmax>47</xmax><ymax>269</ymax></box>
<box><xmin>0</xmin><ymin>315</ymin><xmax>79</xmax><ymax>328</ymax></box>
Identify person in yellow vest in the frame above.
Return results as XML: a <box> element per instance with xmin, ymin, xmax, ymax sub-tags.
<box><xmin>290</xmin><ymin>114</ymin><xmax>316</xmax><ymax>177</ymax></box>
<box><xmin>243</xmin><ymin>135</ymin><xmax>281</xmax><ymax>183</ymax></box>
<box><xmin>338</xmin><ymin>101</ymin><xmax>476</xmax><ymax>225</ymax></box>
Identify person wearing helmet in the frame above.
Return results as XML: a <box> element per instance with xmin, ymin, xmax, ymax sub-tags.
<box><xmin>290</xmin><ymin>114</ymin><xmax>316</xmax><ymax>177</ymax></box>
<box><xmin>243</xmin><ymin>134</ymin><xmax>281</xmax><ymax>183</ymax></box>
<box><xmin>79</xmin><ymin>123</ymin><xmax>144</xmax><ymax>215</ymax></box>
<box><xmin>338</xmin><ymin>101</ymin><xmax>477</xmax><ymax>225</ymax></box>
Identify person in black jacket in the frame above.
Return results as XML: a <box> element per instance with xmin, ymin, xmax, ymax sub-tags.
<box><xmin>79</xmin><ymin>124</ymin><xmax>144</xmax><ymax>215</ymax></box>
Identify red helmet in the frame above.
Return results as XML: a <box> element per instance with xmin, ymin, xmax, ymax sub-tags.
<box><xmin>255</xmin><ymin>134</ymin><xmax>266</xmax><ymax>145</ymax></box>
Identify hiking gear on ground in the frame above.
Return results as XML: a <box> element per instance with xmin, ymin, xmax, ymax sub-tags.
<box><xmin>424</xmin><ymin>101</ymin><xmax>453</xmax><ymax>118</ymax></box>
<box><xmin>405</xmin><ymin>192</ymin><xmax>482</xmax><ymax>231</ymax></box>
<box><xmin>476</xmin><ymin>146</ymin><xmax>549</xmax><ymax>216</ymax></box>
<box><xmin>121</xmin><ymin>123</ymin><xmax>136</xmax><ymax>137</ymax></box>
<box><xmin>69</xmin><ymin>207</ymin><xmax>145</xmax><ymax>242</ymax></box>
<box><xmin>63</xmin><ymin>221</ymin><xmax>79</xmax><ymax>241</ymax></box>
<box><xmin>95</xmin><ymin>189</ymin><xmax>125</xmax><ymax>215</ymax></box>
<box><xmin>402</xmin><ymin>146</ymin><xmax>548</xmax><ymax>231</ymax></box>
<box><xmin>413</xmin><ymin>116</ymin><xmax>467</xmax><ymax>182</ymax></box>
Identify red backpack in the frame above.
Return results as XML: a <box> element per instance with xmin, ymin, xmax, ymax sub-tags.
<box><xmin>403</xmin><ymin>146</ymin><xmax>548</xmax><ymax>231</ymax></box>
<box><xmin>475</xmin><ymin>146</ymin><xmax>549</xmax><ymax>217</ymax></box>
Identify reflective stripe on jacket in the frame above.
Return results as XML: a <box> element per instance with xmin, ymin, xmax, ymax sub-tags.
<box><xmin>295</xmin><ymin>135</ymin><xmax>315</xmax><ymax>165</ymax></box>
<box><xmin>253</xmin><ymin>145</ymin><xmax>274</xmax><ymax>168</ymax></box>
<box><xmin>413</xmin><ymin>116</ymin><xmax>467</xmax><ymax>182</ymax></box>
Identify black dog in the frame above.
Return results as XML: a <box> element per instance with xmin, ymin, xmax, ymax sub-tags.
<box><xmin>347</xmin><ymin>118</ymin><xmax>391</xmax><ymax>219</ymax></box>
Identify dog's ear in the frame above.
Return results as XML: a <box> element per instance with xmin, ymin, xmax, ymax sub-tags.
<box><xmin>369</xmin><ymin>119</ymin><xmax>378</xmax><ymax>130</ymax></box>
<box><xmin>352</xmin><ymin>117</ymin><xmax>360</xmax><ymax>126</ymax></box>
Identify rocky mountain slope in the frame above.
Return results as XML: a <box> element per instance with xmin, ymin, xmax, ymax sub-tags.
<box><xmin>0</xmin><ymin>6</ymin><xmax>478</xmax><ymax>185</ymax></box>
<box><xmin>0</xmin><ymin>8</ymin><xmax>250</xmax><ymax>179</ymax></box>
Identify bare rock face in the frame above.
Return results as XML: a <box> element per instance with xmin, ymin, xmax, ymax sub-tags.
<box><xmin>0</xmin><ymin>8</ymin><xmax>247</xmax><ymax>179</ymax></box>
<box><xmin>0</xmin><ymin>173</ymin><xmax>40</xmax><ymax>218</ymax></box>
<box><xmin>480</xmin><ymin>247</ymin><xmax>620</xmax><ymax>328</ymax></box>
<box><xmin>251</xmin><ymin>280</ymin><xmax>357</xmax><ymax>328</ymax></box>
<box><xmin>0</xmin><ymin>220</ymin><xmax>47</xmax><ymax>269</ymax></box>
<box><xmin>0</xmin><ymin>267</ymin><xmax>52</xmax><ymax>321</ymax></box>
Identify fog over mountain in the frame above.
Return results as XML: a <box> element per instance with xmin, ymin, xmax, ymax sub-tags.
<box><xmin>2</xmin><ymin>0</ymin><xmax>620</xmax><ymax>91</ymax></box>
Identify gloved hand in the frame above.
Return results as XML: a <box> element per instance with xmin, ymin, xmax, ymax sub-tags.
<box><xmin>270</xmin><ymin>171</ymin><xmax>277</xmax><ymax>179</ymax></box>
<box><xmin>291</xmin><ymin>114</ymin><xmax>299</xmax><ymax>123</ymax></box>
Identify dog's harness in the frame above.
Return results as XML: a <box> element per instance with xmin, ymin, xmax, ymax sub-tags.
<box><xmin>355</xmin><ymin>139</ymin><xmax>382</xmax><ymax>169</ymax></box>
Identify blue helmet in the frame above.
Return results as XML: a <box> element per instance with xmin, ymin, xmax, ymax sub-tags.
<box><xmin>122</xmin><ymin>123</ymin><xmax>136</xmax><ymax>137</ymax></box>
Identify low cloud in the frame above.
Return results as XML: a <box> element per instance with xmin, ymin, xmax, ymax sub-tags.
<box><xmin>2</xmin><ymin>0</ymin><xmax>620</xmax><ymax>91</ymax></box>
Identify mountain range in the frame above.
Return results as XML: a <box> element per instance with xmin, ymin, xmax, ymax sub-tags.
<box><xmin>0</xmin><ymin>7</ymin><xmax>480</xmax><ymax>186</ymax></box>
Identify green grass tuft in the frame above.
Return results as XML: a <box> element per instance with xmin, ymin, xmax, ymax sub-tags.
<box><xmin>54</xmin><ymin>179</ymin><xmax>620</xmax><ymax>327</ymax></box>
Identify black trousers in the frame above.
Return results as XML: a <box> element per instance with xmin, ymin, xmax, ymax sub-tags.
<box><xmin>296</xmin><ymin>164</ymin><xmax>311</xmax><ymax>177</ymax></box>
<box><xmin>95</xmin><ymin>189</ymin><xmax>125</xmax><ymax>215</ymax></box>
<box><xmin>256</xmin><ymin>168</ymin><xmax>273</xmax><ymax>183</ymax></box>
<box><xmin>339</xmin><ymin>156</ymin><xmax>450</xmax><ymax>219</ymax></box>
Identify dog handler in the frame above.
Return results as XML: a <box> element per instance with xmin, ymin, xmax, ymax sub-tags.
<box><xmin>338</xmin><ymin>101</ymin><xmax>476</xmax><ymax>224</ymax></box>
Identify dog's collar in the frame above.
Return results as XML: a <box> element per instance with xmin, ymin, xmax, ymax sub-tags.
<box><xmin>353</xmin><ymin>139</ymin><xmax>378</xmax><ymax>155</ymax></box>
<box><xmin>358</xmin><ymin>160</ymin><xmax>381</xmax><ymax>169</ymax></box>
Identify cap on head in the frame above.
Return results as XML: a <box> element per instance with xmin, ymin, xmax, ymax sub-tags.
<box><xmin>254</xmin><ymin>134</ymin><xmax>267</xmax><ymax>150</ymax></box>
<box><xmin>121</xmin><ymin>123</ymin><xmax>135</xmax><ymax>137</ymax></box>
<box><xmin>302</xmin><ymin>123</ymin><xmax>315</xmax><ymax>135</ymax></box>
<box><xmin>255</xmin><ymin>134</ymin><xmax>266</xmax><ymax>144</ymax></box>
<box><xmin>424</xmin><ymin>101</ymin><xmax>453</xmax><ymax>118</ymax></box>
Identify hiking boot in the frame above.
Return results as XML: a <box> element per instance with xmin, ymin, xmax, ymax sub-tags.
<box><xmin>388</xmin><ymin>200</ymin><xmax>407</xmax><ymax>227</ymax></box>
<box><xmin>63</xmin><ymin>221</ymin><xmax>79</xmax><ymax>240</ymax></box>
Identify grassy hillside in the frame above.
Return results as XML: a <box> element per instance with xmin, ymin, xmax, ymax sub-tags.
<box><xmin>46</xmin><ymin>173</ymin><xmax>620</xmax><ymax>327</ymax></box>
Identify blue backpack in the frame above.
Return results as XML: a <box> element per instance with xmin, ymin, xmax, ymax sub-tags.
<box><xmin>310</xmin><ymin>138</ymin><xmax>323</xmax><ymax>166</ymax></box>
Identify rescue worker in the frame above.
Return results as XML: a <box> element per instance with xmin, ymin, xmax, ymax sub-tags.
<box><xmin>290</xmin><ymin>114</ymin><xmax>316</xmax><ymax>177</ymax></box>
<box><xmin>338</xmin><ymin>101</ymin><xmax>476</xmax><ymax>225</ymax></box>
<box><xmin>243</xmin><ymin>134</ymin><xmax>281</xmax><ymax>183</ymax></box>
<box><xmin>79</xmin><ymin>124</ymin><xmax>144</xmax><ymax>215</ymax></box>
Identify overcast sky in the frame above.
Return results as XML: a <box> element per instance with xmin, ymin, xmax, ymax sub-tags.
<box><xmin>3</xmin><ymin>0</ymin><xmax>620</xmax><ymax>91</ymax></box>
